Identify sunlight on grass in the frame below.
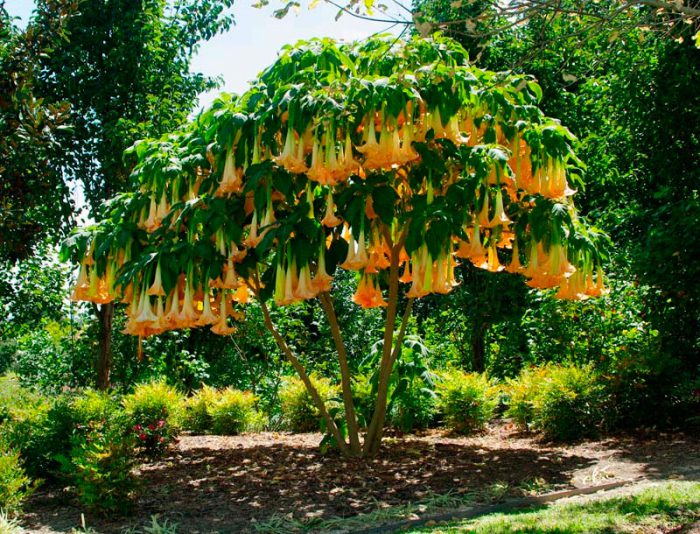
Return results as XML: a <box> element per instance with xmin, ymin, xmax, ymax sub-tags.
<box><xmin>410</xmin><ymin>481</ymin><xmax>700</xmax><ymax>533</ymax></box>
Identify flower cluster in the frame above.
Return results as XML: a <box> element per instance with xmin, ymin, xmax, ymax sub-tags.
<box><xmin>65</xmin><ymin>35</ymin><xmax>607</xmax><ymax>343</ymax></box>
<box><xmin>131</xmin><ymin>420</ymin><xmax>170</xmax><ymax>454</ymax></box>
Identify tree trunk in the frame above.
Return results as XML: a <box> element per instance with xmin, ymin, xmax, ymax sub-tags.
<box><xmin>96</xmin><ymin>302</ymin><xmax>114</xmax><ymax>390</ymax></box>
<box><xmin>319</xmin><ymin>292</ymin><xmax>362</xmax><ymax>455</ymax></box>
<box><xmin>471</xmin><ymin>321</ymin><xmax>489</xmax><ymax>373</ymax></box>
<box><xmin>258</xmin><ymin>297</ymin><xmax>350</xmax><ymax>456</ymax></box>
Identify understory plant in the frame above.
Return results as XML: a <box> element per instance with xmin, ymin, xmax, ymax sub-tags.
<box><xmin>506</xmin><ymin>363</ymin><xmax>606</xmax><ymax>441</ymax></box>
<box><xmin>279</xmin><ymin>374</ymin><xmax>339</xmax><ymax>433</ymax></box>
<box><xmin>0</xmin><ymin>445</ymin><xmax>34</xmax><ymax>515</ymax></box>
<box><xmin>435</xmin><ymin>369</ymin><xmax>498</xmax><ymax>434</ymax></box>
<box><xmin>123</xmin><ymin>380</ymin><xmax>184</xmax><ymax>456</ymax></box>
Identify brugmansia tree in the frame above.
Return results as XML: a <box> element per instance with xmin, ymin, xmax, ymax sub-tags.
<box><xmin>63</xmin><ymin>35</ymin><xmax>607</xmax><ymax>456</ymax></box>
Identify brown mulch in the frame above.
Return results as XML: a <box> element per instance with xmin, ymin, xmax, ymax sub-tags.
<box><xmin>22</xmin><ymin>423</ymin><xmax>700</xmax><ymax>533</ymax></box>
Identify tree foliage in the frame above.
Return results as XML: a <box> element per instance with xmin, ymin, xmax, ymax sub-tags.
<box><xmin>0</xmin><ymin>4</ymin><xmax>73</xmax><ymax>261</ymax></box>
<box><xmin>34</xmin><ymin>0</ymin><xmax>236</xmax><ymax>218</ymax></box>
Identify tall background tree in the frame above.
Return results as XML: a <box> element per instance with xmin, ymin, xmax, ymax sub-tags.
<box><xmin>0</xmin><ymin>2</ymin><xmax>73</xmax><ymax>262</ymax></box>
<box><xmin>409</xmin><ymin>0</ymin><xmax>700</xmax><ymax>373</ymax></box>
<box><xmin>32</xmin><ymin>0</ymin><xmax>235</xmax><ymax>388</ymax></box>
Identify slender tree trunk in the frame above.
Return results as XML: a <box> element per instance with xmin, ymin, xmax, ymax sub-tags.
<box><xmin>319</xmin><ymin>292</ymin><xmax>362</xmax><ymax>455</ymax></box>
<box><xmin>471</xmin><ymin>321</ymin><xmax>489</xmax><ymax>373</ymax></box>
<box><xmin>363</xmin><ymin>297</ymin><xmax>414</xmax><ymax>455</ymax></box>
<box><xmin>258</xmin><ymin>297</ymin><xmax>350</xmax><ymax>455</ymax></box>
<box><xmin>96</xmin><ymin>302</ymin><xmax>114</xmax><ymax>390</ymax></box>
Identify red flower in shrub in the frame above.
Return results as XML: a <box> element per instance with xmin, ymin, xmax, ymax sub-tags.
<box><xmin>157</xmin><ymin>420</ymin><xmax>166</xmax><ymax>428</ymax></box>
<box><xmin>139</xmin><ymin>433</ymin><xmax>147</xmax><ymax>441</ymax></box>
<box><xmin>134</xmin><ymin>424</ymin><xmax>142</xmax><ymax>431</ymax></box>
<box><xmin>148</xmin><ymin>424</ymin><xmax>156</xmax><ymax>431</ymax></box>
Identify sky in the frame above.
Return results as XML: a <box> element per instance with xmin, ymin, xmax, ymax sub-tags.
<box><xmin>5</xmin><ymin>0</ymin><xmax>405</xmax><ymax>109</ymax></box>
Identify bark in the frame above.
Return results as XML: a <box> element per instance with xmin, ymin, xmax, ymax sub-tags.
<box><xmin>471</xmin><ymin>321</ymin><xmax>489</xmax><ymax>373</ymax></box>
<box><xmin>95</xmin><ymin>302</ymin><xmax>114</xmax><ymax>390</ymax></box>
<box><xmin>363</xmin><ymin>296</ymin><xmax>414</xmax><ymax>455</ymax></box>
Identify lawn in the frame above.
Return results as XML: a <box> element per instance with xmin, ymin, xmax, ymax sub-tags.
<box><xmin>410</xmin><ymin>481</ymin><xmax>700</xmax><ymax>534</ymax></box>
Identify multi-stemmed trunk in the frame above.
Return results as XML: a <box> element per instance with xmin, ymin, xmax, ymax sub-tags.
<box><xmin>254</xmin><ymin>228</ymin><xmax>413</xmax><ymax>457</ymax></box>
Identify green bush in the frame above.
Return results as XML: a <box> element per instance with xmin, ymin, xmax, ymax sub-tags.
<box><xmin>506</xmin><ymin>364</ymin><xmax>606</xmax><ymax>442</ymax></box>
<box><xmin>181</xmin><ymin>385</ymin><xmax>218</xmax><ymax>433</ymax></box>
<box><xmin>351</xmin><ymin>373</ymin><xmax>375</xmax><ymax>429</ymax></box>
<box><xmin>181</xmin><ymin>386</ymin><xmax>265</xmax><ymax>435</ymax></box>
<box><xmin>59</xmin><ymin>417</ymin><xmax>137</xmax><ymax>514</ymax></box>
<box><xmin>504</xmin><ymin>366</ymin><xmax>551</xmax><ymax>430</ymax></box>
<box><xmin>53</xmin><ymin>390</ymin><xmax>138</xmax><ymax>513</ymax></box>
<box><xmin>279</xmin><ymin>374</ymin><xmax>339</xmax><ymax>433</ymax></box>
<box><xmin>12</xmin><ymin>322</ymin><xmax>94</xmax><ymax>393</ymax></box>
<box><xmin>210</xmin><ymin>389</ymin><xmax>265</xmax><ymax>435</ymax></box>
<box><xmin>0</xmin><ymin>445</ymin><xmax>34</xmax><ymax>515</ymax></box>
<box><xmin>70</xmin><ymin>390</ymin><xmax>122</xmax><ymax>430</ymax></box>
<box><xmin>388</xmin><ymin>376</ymin><xmax>436</xmax><ymax>432</ymax></box>
<box><xmin>123</xmin><ymin>380</ymin><xmax>184</xmax><ymax>456</ymax></box>
<box><xmin>0</xmin><ymin>375</ymin><xmax>63</xmax><ymax>477</ymax></box>
<box><xmin>535</xmin><ymin>364</ymin><xmax>606</xmax><ymax>441</ymax></box>
<box><xmin>435</xmin><ymin>370</ymin><xmax>498</xmax><ymax>434</ymax></box>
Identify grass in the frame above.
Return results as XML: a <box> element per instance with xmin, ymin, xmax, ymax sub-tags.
<box><xmin>251</xmin><ymin>490</ymin><xmax>477</xmax><ymax>533</ymax></box>
<box><xmin>409</xmin><ymin>481</ymin><xmax>700</xmax><ymax>533</ymax></box>
<box><xmin>0</xmin><ymin>511</ymin><xmax>21</xmax><ymax>534</ymax></box>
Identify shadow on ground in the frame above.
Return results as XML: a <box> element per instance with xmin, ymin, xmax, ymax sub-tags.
<box><xmin>23</xmin><ymin>428</ymin><xmax>700</xmax><ymax>533</ymax></box>
<box><xmin>23</xmin><ymin>433</ymin><xmax>592</xmax><ymax>533</ymax></box>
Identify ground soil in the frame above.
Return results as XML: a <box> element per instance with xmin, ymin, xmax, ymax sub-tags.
<box><xmin>22</xmin><ymin>422</ymin><xmax>700</xmax><ymax>533</ymax></box>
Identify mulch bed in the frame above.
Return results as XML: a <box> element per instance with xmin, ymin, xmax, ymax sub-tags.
<box><xmin>22</xmin><ymin>423</ymin><xmax>700</xmax><ymax>533</ymax></box>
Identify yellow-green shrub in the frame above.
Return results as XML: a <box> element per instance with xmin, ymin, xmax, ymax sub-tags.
<box><xmin>504</xmin><ymin>365</ymin><xmax>552</xmax><ymax>430</ymax></box>
<box><xmin>435</xmin><ymin>370</ymin><xmax>498</xmax><ymax>434</ymax></box>
<box><xmin>181</xmin><ymin>385</ymin><xmax>219</xmax><ymax>433</ymax></box>
<box><xmin>181</xmin><ymin>386</ymin><xmax>265</xmax><ymax>435</ymax></box>
<box><xmin>0</xmin><ymin>445</ymin><xmax>34</xmax><ymax>514</ymax></box>
<box><xmin>279</xmin><ymin>374</ymin><xmax>339</xmax><ymax>432</ymax></box>
<box><xmin>506</xmin><ymin>364</ymin><xmax>606</xmax><ymax>441</ymax></box>
<box><xmin>210</xmin><ymin>389</ymin><xmax>266</xmax><ymax>435</ymax></box>
<box><xmin>122</xmin><ymin>380</ymin><xmax>184</xmax><ymax>456</ymax></box>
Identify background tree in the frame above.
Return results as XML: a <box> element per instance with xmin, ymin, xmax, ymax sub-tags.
<box><xmin>0</xmin><ymin>2</ymin><xmax>73</xmax><ymax>262</ymax></box>
<box><xmin>33</xmin><ymin>0</ymin><xmax>235</xmax><ymax>388</ymax></box>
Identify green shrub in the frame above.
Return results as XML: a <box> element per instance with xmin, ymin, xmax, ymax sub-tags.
<box><xmin>535</xmin><ymin>364</ymin><xmax>605</xmax><ymax>441</ymax></box>
<box><xmin>351</xmin><ymin>373</ymin><xmax>375</xmax><ymax>429</ymax></box>
<box><xmin>123</xmin><ymin>380</ymin><xmax>184</xmax><ymax>456</ymax></box>
<box><xmin>279</xmin><ymin>374</ymin><xmax>339</xmax><ymax>432</ymax></box>
<box><xmin>70</xmin><ymin>390</ymin><xmax>122</xmax><ymax>430</ymax></box>
<box><xmin>210</xmin><ymin>389</ymin><xmax>265</xmax><ymax>435</ymax></box>
<box><xmin>181</xmin><ymin>386</ymin><xmax>265</xmax><ymax>435</ymax></box>
<box><xmin>0</xmin><ymin>375</ymin><xmax>61</xmax><ymax>477</ymax></box>
<box><xmin>435</xmin><ymin>370</ymin><xmax>498</xmax><ymax>434</ymax></box>
<box><xmin>0</xmin><ymin>445</ymin><xmax>34</xmax><ymax>515</ymax></box>
<box><xmin>180</xmin><ymin>385</ymin><xmax>219</xmax><ymax>433</ymax></box>
<box><xmin>12</xmin><ymin>322</ymin><xmax>94</xmax><ymax>393</ymax></box>
<box><xmin>53</xmin><ymin>390</ymin><xmax>137</xmax><ymax>513</ymax></box>
<box><xmin>507</xmin><ymin>364</ymin><xmax>606</xmax><ymax>441</ymax></box>
<box><xmin>504</xmin><ymin>366</ymin><xmax>551</xmax><ymax>430</ymax></box>
<box><xmin>60</xmin><ymin>419</ymin><xmax>137</xmax><ymax>513</ymax></box>
<box><xmin>388</xmin><ymin>376</ymin><xmax>436</xmax><ymax>432</ymax></box>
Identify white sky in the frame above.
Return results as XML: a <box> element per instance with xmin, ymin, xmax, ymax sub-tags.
<box><xmin>6</xmin><ymin>0</ymin><xmax>404</xmax><ymax>109</ymax></box>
